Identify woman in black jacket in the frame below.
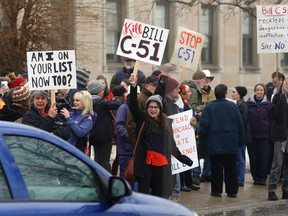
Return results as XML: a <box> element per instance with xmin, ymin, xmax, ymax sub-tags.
<box><xmin>129</xmin><ymin>75</ymin><xmax>192</xmax><ymax>198</ymax></box>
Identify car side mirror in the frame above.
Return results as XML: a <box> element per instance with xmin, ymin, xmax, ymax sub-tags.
<box><xmin>108</xmin><ymin>176</ymin><xmax>132</xmax><ymax>201</ymax></box>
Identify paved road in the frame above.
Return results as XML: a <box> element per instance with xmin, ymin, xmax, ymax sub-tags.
<box><xmin>178</xmin><ymin>173</ymin><xmax>288</xmax><ymax>215</ymax></box>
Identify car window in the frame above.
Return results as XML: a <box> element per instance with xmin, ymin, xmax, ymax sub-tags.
<box><xmin>0</xmin><ymin>164</ymin><xmax>11</xmax><ymax>200</ymax></box>
<box><xmin>4</xmin><ymin>135</ymin><xmax>105</xmax><ymax>202</ymax></box>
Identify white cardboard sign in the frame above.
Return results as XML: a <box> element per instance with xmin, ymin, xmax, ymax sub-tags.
<box><xmin>168</xmin><ymin>110</ymin><xmax>199</xmax><ymax>175</ymax></box>
<box><xmin>116</xmin><ymin>19</ymin><xmax>169</xmax><ymax>65</ymax></box>
<box><xmin>27</xmin><ymin>50</ymin><xmax>77</xmax><ymax>90</ymax></box>
<box><xmin>257</xmin><ymin>5</ymin><xmax>288</xmax><ymax>53</ymax></box>
<box><xmin>170</xmin><ymin>26</ymin><xmax>205</xmax><ymax>71</ymax></box>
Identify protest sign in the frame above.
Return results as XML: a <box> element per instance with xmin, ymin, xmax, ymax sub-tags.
<box><xmin>257</xmin><ymin>5</ymin><xmax>288</xmax><ymax>53</ymax></box>
<box><xmin>27</xmin><ymin>50</ymin><xmax>77</xmax><ymax>90</ymax></box>
<box><xmin>168</xmin><ymin>110</ymin><xmax>199</xmax><ymax>175</ymax></box>
<box><xmin>116</xmin><ymin>19</ymin><xmax>169</xmax><ymax>66</ymax></box>
<box><xmin>170</xmin><ymin>26</ymin><xmax>205</xmax><ymax>71</ymax></box>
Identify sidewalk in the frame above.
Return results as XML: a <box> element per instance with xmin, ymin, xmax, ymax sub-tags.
<box><xmin>178</xmin><ymin>173</ymin><xmax>288</xmax><ymax>215</ymax></box>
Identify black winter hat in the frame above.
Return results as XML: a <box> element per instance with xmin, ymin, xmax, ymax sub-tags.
<box><xmin>113</xmin><ymin>85</ymin><xmax>126</xmax><ymax>97</ymax></box>
<box><xmin>235</xmin><ymin>86</ymin><xmax>247</xmax><ymax>99</ymax></box>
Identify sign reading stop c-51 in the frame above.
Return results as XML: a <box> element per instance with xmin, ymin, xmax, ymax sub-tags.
<box><xmin>116</xmin><ymin>19</ymin><xmax>169</xmax><ymax>66</ymax></box>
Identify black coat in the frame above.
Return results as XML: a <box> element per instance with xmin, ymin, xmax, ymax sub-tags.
<box><xmin>89</xmin><ymin>96</ymin><xmax>122</xmax><ymax>145</ymax></box>
<box><xmin>22</xmin><ymin>107</ymin><xmax>71</xmax><ymax>140</ymax></box>
<box><xmin>270</xmin><ymin>93</ymin><xmax>288</xmax><ymax>141</ymax></box>
<box><xmin>129</xmin><ymin>85</ymin><xmax>192</xmax><ymax>198</ymax></box>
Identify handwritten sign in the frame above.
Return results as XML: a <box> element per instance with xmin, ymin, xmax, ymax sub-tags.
<box><xmin>170</xmin><ymin>26</ymin><xmax>205</xmax><ymax>71</ymax></box>
<box><xmin>257</xmin><ymin>5</ymin><xmax>288</xmax><ymax>53</ymax></box>
<box><xmin>168</xmin><ymin>110</ymin><xmax>199</xmax><ymax>175</ymax></box>
<box><xmin>116</xmin><ymin>19</ymin><xmax>169</xmax><ymax>65</ymax></box>
<box><xmin>27</xmin><ymin>50</ymin><xmax>77</xmax><ymax>90</ymax></box>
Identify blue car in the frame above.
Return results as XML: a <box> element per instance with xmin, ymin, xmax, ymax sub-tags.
<box><xmin>0</xmin><ymin>121</ymin><xmax>196</xmax><ymax>215</ymax></box>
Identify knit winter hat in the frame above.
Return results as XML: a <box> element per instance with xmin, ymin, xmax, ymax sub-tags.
<box><xmin>87</xmin><ymin>80</ymin><xmax>105</xmax><ymax>95</ymax></box>
<box><xmin>146</xmin><ymin>94</ymin><xmax>163</xmax><ymax>111</ymax></box>
<box><xmin>76</xmin><ymin>68</ymin><xmax>91</xmax><ymax>89</ymax></box>
<box><xmin>8</xmin><ymin>76</ymin><xmax>26</xmax><ymax>89</ymax></box>
<box><xmin>145</xmin><ymin>75</ymin><xmax>159</xmax><ymax>85</ymax></box>
<box><xmin>192</xmin><ymin>70</ymin><xmax>206</xmax><ymax>80</ymax></box>
<box><xmin>4</xmin><ymin>86</ymin><xmax>30</xmax><ymax>105</ymax></box>
<box><xmin>166</xmin><ymin>77</ymin><xmax>179</xmax><ymax>93</ymax></box>
<box><xmin>235</xmin><ymin>86</ymin><xmax>247</xmax><ymax>99</ymax></box>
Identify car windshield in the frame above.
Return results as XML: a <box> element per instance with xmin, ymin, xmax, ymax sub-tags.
<box><xmin>3</xmin><ymin>135</ymin><xmax>106</xmax><ymax>202</ymax></box>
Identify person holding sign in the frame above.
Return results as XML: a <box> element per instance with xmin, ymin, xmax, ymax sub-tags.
<box><xmin>128</xmin><ymin>74</ymin><xmax>193</xmax><ymax>198</ymax></box>
<box><xmin>110</xmin><ymin>57</ymin><xmax>146</xmax><ymax>91</ymax></box>
<box><xmin>22</xmin><ymin>90</ymin><xmax>71</xmax><ymax>141</ymax></box>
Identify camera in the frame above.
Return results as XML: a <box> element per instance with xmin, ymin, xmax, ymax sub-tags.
<box><xmin>56</xmin><ymin>98</ymin><xmax>72</xmax><ymax>112</ymax></box>
<box><xmin>195</xmin><ymin>107</ymin><xmax>202</xmax><ymax>113</ymax></box>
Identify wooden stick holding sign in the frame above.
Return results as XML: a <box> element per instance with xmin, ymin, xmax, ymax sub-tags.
<box><xmin>50</xmin><ymin>89</ymin><xmax>56</xmax><ymax>105</ymax></box>
<box><xmin>133</xmin><ymin>60</ymin><xmax>140</xmax><ymax>79</ymax></box>
<box><xmin>177</xmin><ymin>67</ymin><xmax>185</xmax><ymax>83</ymax></box>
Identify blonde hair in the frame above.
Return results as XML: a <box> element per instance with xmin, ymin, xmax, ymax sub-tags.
<box><xmin>73</xmin><ymin>90</ymin><xmax>94</xmax><ymax>116</ymax></box>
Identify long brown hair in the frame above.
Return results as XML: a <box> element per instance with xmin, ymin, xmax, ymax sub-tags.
<box><xmin>145</xmin><ymin>112</ymin><xmax>172</xmax><ymax>134</ymax></box>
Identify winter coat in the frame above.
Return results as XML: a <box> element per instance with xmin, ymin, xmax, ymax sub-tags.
<box><xmin>237</xmin><ymin>99</ymin><xmax>251</xmax><ymax>143</ymax></box>
<box><xmin>126</xmin><ymin>87</ymin><xmax>153</xmax><ymax>146</ymax></box>
<box><xmin>182</xmin><ymin>80</ymin><xmax>204</xmax><ymax>111</ymax></box>
<box><xmin>22</xmin><ymin>107</ymin><xmax>71</xmax><ymax>140</ymax></box>
<box><xmin>201</xmin><ymin>86</ymin><xmax>216</xmax><ymax>105</ymax></box>
<box><xmin>110</xmin><ymin>67</ymin><xmax>146</xmax><ymax>91</ymax></box>
<box><xmin>129</xmin><ymin>85</ymin><xmax>192</xmax><ymax>198</ymax></box>
<box><xmin>246</xmin><ymin>94</ymin><xmax>271</xmax><ymax>139</ymax></box>
<box><xmin>199</xmin><ymin>99</ymin><xmax>244</xmax><ymax>155</ymax></box>
<box><xmin>115</xmin><ymin>102</ymin><xmax>133</xmax><ymax>155</ymax></box>
<box><xmin>269</xmin><ymin>93</ymin><xmax>288</xmax><ymax>141</ymax></box>
<box><xmin>89</xmin><ymin>95</ymin><xmax>122</xmax><ymax>145</ymax></box>
<box><xmin>66</xmin><ymin>109</ymin><xmax>96</xmax><ymax>146</ymax></box>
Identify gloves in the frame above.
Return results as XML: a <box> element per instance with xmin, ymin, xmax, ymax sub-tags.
<box><xmin>177</xmin><ymin>155</ymin><xmax>193</xmax><ymax>167</ymax></box>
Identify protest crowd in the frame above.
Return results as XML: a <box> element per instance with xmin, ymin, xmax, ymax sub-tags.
<box><xmin>0</xmin><ymin>60</ymin><xmax>288</xmax><ymax>203</ymax></box>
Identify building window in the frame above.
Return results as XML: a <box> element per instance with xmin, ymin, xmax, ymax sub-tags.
<box><xmin>201</xmin><ymin>7</ymin><xmax>212</xmax><ymax>65</ymax></box>
<box><xmin>281</xmin><ymin>53</ymin><xmax>288</xmax><ymax>67</ymax></box>
<box><xmin>155</xmin><ymin>1</ymin><xmax>169</xmax><ymax>63</ymax></box>
<box><xmin>106</xmin><ymin>0</ymin><xmax>120</xmax><ymax>61</ymax></box>
<box><xmin>242</xmin><ymin>12</ymin><xmax>253</xmax><ymax>66</ymax></box>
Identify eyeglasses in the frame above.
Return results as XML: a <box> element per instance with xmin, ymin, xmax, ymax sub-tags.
<box><xmin>148</xmin><ymin>106</ymin><xmax>160</xmax><ymax>110</ymax></box>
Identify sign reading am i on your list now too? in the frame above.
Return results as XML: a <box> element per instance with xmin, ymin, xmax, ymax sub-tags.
<box><xmin>116</xmin><ymin>19</ymin><xmax>169</xmax><ymax>65</ymax></box>
<box><xmin>257</xmin><ymin>5</ymin><xmax>288</xmax><ymax>53</ymax></box>
<box><xmin>27</xmin><ymin>50</ymin><xmax>77</xmax><ymax>90</ymax></box>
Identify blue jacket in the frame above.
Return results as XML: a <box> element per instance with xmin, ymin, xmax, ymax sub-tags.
<box><xmin>199</xmin><ymin>99</ymin><xmax>244</xmax><ymax>155</ymax></box>
<box><xmin>66</xmin><ymin>109</ymin><xmax>96</xmax><ymax>146</ymax></box>
<box><xmin>115</xmin><ymin>102</ymin><xmax>133</xmax><ymax>155</ymax></box>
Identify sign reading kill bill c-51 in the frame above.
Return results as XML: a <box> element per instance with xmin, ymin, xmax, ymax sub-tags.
<box><xmin>257</xmin><ymin>5</ymin><xmax>288</xmax><ymax>53</ymax></box>
<box><xmin>116</xmin><ymin>19</ymin><xmax>169</xmax><ymax>66</ymax></box>
<box><xmin>27</xmin><ymin>50</ymin><xmax>77</xmax><ymax>90</ymax></box>
<box><xmin>168</xmin><ymin>110</ymin><xmax>199</xmax><ymax>175</ymax></box>
<box><xmin>170</xmin><ymin>26</ymin><xmax>205</xmax><ymax>71</ymax></box>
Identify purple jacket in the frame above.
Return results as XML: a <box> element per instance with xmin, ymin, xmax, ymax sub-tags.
<box><xmin>246</xmin><ymin>94</ymin><xmax>271</xmax><ymax>139</ymax></box>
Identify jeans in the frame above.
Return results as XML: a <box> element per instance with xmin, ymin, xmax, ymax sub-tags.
<box><xmin>192</xmin><ymin>162</ymin><xmax>201</xmax><ymax>178</ymax></box>
<box><xmin>237</xmin><ymin>144</ymin><xmax>246</xmax><ymax>184</ymax></box>
<box><xmin>171</xmin><ymin>173</ymin><xmax>180</xmax><ymax>198</ymax></box>
<box><xmin>202</xmin><ymin>154</ymin><xmax>211</xmax><ymax>177</ymax></box>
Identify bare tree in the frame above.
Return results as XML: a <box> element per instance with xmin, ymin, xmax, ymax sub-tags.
<box><xmin>0</xmin><ymin>0</ymin><xmax>103</xmax><ymax>73</ymax></box>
